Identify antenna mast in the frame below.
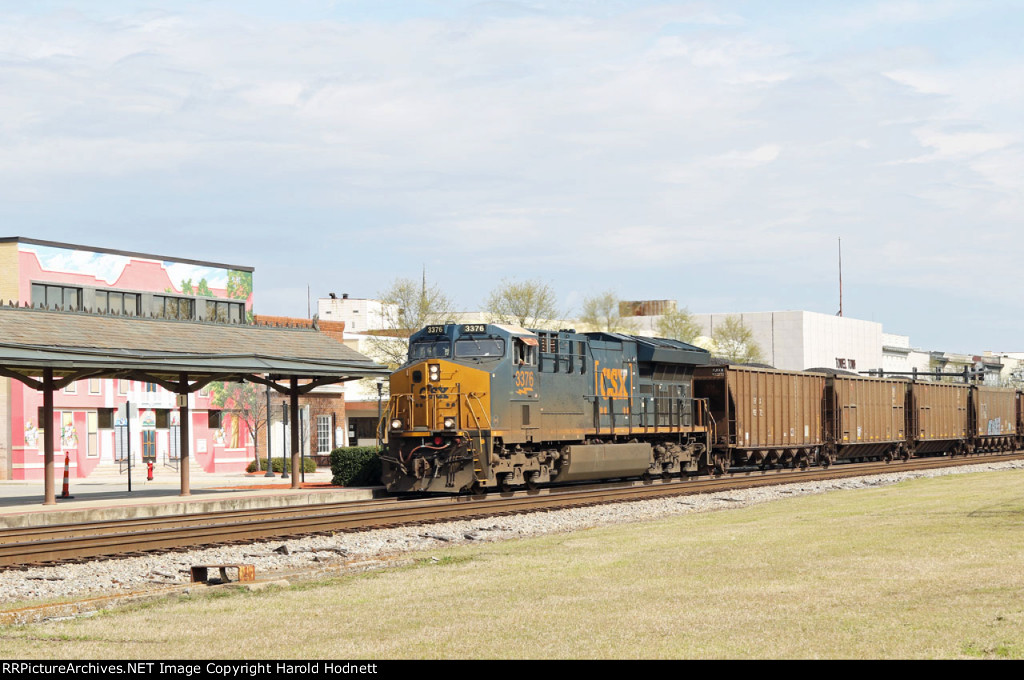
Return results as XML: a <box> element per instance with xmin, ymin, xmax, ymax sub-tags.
<box><xmin>838</xmin><ymin>237</ymin><xmax>843</xmax><ymax>317</ymax></box>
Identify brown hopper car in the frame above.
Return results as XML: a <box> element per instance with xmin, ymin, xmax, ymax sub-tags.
<box><xmin>824</xmin><ymin>375</ymin><xmax>908</xmax><ymax>463</ymax></box>
<box><xmin>693</xmin><ymin>365</ymin><xmax>825</xmax><ymax>471</ymax></box>
<box><xmin>906</xmin><ymin>382</ymin><xmax>969</xmax><ymax>455</ymax></box>
<box><xmin>970</xmin><ymin>385</ymin><xmax>1017</xmax><ymax>452</ymax></box>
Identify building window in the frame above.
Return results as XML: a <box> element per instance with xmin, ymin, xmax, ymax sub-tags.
<box><xmin>154</xmin><ymin>295</ymin><xmax>195</xmax><ymax>320</ymax></box>
<box><xmin>96</xmin><ymin>290</ymin><xmax>140</xmax><ymax>316</ymax></box>
<box><xmin>89</xmin><ymin>378</ymin><xmax>101</xmax><ymax>394</ymax></box>
<box><xmin>317</xmin><ymin>415</ymin><xmax>332</xmax><ymax>453</ymax></box>
<box><xmin>205</xmin><ymin>299</ymin><xmax>243</xmax><ymax>324</ymax></box>
<box><xmin>31</xmin><ymin>283</ymin><xmax>82</xmax><ymax>311</ymax></box>
<box><xmin>64</xmin><ymin>382</ymin><xmax>77</xmax><ymax>394</ymax></box>
<box><xmin>118</xmin><ymin>380</ymin><xmax>129</xmax><ymax>395</ymax></box>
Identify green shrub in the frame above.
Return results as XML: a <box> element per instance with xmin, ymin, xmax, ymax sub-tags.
<box><xmin>246</xmin><ymin>457</ymin><xmax>318</xmax><ymax>474</ymax></box>
<box><xmin>330</xmin><ymin>446</ymin><xmax>382</xmax><ymax>487</ymax></box>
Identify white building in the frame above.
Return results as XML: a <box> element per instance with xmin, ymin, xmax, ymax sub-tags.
<box><xmin>690</xmin><ymin>310</ymin><xmax>883</xmax><ymax>372</ymax></box>
<box><xmin>318</xmin><ymin>294</ymin><xmax>389</xmax><ymax>334</ymax></box>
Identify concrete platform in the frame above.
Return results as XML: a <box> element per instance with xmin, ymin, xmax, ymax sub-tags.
<box><xmin>0</xmin><ymin>468</ymin><xmax>380</xmax><ymax>528</ymax></box>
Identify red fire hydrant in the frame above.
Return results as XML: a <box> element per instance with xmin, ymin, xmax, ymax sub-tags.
<box><xmin>147</xmin><ymin>461</ymin><xmax>154</xmax><ymax>481</ymax></box>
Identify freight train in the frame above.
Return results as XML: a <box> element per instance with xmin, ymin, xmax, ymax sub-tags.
<box><xmin>379</xmin><ymin>323</ymin><xmax>1019</xmax><ymax>493</ymax></box>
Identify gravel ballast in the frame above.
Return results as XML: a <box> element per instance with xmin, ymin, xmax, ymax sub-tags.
<box><xmin>2</xmin><ymin>461</ymin><xmax>1022</xmax><ymax>608</ymax></box>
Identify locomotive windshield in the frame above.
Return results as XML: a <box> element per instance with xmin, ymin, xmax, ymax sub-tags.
<box><xmin>454</xmin><ymin>338</ymin><xmax>505</xmax><ymax>358</ymax></box>
<box><xmin>409</xmin><ymin>340</ymin><xmax>452</xmax><ymax>359</ymax></box>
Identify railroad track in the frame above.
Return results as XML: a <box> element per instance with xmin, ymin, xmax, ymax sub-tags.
<box><xmin>2</xmin><ymin>452</ymin><xmax>1021</xmax><ymax>569</ymax></box>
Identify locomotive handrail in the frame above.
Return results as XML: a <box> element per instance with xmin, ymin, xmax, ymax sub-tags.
<box><xmin>463</xmin><ymin>393</ymin><xmax>492</xmax><ymax>431</ymax></box>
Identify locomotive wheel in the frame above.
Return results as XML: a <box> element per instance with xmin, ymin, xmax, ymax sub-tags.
<box><xmin>524</xmin><ymin>472</ymin><xmax>540</xmax><ymax>491</ymax></box>
<box><xmin>498</xmin><ymin>473</ymin><xmax>513</xmax><ymax>493</ymax></box>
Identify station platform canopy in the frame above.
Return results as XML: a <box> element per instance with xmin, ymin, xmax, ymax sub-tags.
<box><xmin>0</xmin><ymin>303</ymin><xmax>390</xmax><ymax>504</ymax></box>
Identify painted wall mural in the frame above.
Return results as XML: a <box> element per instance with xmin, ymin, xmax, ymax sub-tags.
<box><xmin>17</xmin><ymin>243</ymin><xmax>253</xmax><ymax>309</ymax></box>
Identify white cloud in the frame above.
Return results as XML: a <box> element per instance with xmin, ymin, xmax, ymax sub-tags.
<box><xmin>3</xmin><ymin>2</ymin><xmax>1024</xmax><ymax>351</ymax></box>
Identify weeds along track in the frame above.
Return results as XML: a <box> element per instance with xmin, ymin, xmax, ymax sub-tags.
<box><xmin>2</xmin><ymin>452</ymin><xmax>1021</xmax><ymax>570</ymax></box>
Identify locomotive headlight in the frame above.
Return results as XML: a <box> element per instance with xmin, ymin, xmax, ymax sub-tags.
<box><xmin>390</xmin><ymin>418</ymin><xmax>404</xmax><ymax>431</ymax></box>
<box><xmin>428</xmin><ymin>364</ymin><xmax>441</xmax><ymax>382</ymax></box>
<box><xmin>443</xmin><ymin>417</ymin><xmax>456</xmax><ymax>430</ymax></box>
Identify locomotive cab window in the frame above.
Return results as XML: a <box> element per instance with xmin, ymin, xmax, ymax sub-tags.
<box><xmin>410</xmin><ymin>341</ymin><xmax>452</xmax><ymax>359</ymax></box>
<box><xmin>454</xmin><ymin>338</ymin><xmax>505</xmax><ymax>358</ymax></box>
<box><xmin>513</xmin><ymin>337</ymin><xmax>538</xmax><ymax>366</ymax></box>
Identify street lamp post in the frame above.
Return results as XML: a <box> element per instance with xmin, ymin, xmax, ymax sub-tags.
<box><xmin>280</xmin><ymin>401</ymin><xmax>289</xmax><ymax>480</ymax></box>
<box><xmin>376</xmin><ymin>379</ymin><xmax>384</xmax><ymax>450</ymax></box>
<box><xmin>264</xmin><ymin>382</ymin><xmax>275</xmax><ymax>477</ymax></box>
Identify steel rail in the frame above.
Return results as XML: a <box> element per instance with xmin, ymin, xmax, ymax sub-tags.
<box><xmin>1</xmin><ymin>452</ymin><xmax>1020</xmax><ymax>569</ymax></box>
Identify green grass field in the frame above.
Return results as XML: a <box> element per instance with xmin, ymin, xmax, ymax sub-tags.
<box><xmin>2</xmin><ymin>469</ymin><xmax>1023</xmax><ymax>659</ymax></box>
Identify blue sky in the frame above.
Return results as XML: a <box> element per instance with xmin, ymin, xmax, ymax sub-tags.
<box><xmin>2</xmin><ymin>1</ymin><xmax>1023</xmax><ymax>353</ymax></box>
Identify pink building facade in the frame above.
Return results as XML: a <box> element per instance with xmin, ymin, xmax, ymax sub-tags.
<box><xmin>0</xmin><ymin>238</ymin><xmax>256</xmax><ymax>480</ymax></box>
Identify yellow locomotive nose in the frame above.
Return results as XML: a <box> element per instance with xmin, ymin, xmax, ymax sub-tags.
<box><xmin>381</xmin><ymin>358</ymin><xmax>493</xmax><ymax>493</ymax></box>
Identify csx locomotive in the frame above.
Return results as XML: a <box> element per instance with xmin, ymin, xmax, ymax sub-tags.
<box><xmin>380</xmin><ymin>323</ymin><xmax>1019</xmax><ymax>493</ymax></box>
<box><xmin>381</xmin><ymin>323</ymin><xmax>712</xmax><ymax>493</ymax></box>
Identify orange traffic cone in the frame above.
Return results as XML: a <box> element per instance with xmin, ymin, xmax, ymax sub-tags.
<box><xmin>60</xmin><ymin>452</ymin><xmax>74</xmax><ymax>499</ymax></box>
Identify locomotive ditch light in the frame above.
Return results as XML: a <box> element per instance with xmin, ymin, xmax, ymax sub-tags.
<box><xmin>390</xmin><ymin>418</ymin><xmax>404</xmax><ymax>431</ymax></box>
<box><xmin>443</xmin><ymin>417</ymin><xmax>456</xmax><ymax>430</ymax></box>
<box><xmin>429</xmin><ymin>364</ymin><xmax>441</xmax><ymax>381</ymax></box>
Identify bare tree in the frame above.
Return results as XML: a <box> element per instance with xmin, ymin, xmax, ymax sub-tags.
<box><xmin>712</xmin><ymin>315</ymin><xmax>764</xmax><ymax>364</ymax></box>
<box><xmin>365</xmin><ymin>275</ymin><xmax>457</xmax><ymax>368</ymax></box>
<box><xmin>485</xmin><ymin>277</ymin><xmax>562</xmax><ymax>329</ymax></box>
<box><xmin>656</xmin><ymin>307</ymin><xmax>701</xmax><ymax>343</ymax></box>
<box><xmin>578</xmin><ymin>290</ymin><xmax>638</xmax><ymax>333</ymax></box>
